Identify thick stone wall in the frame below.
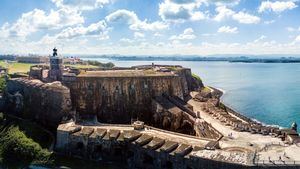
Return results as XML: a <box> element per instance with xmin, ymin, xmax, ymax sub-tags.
<box><xmin>4</xmin><ymin>78</ymin><xmax>72</xmax><ymax>127</ymax></box>
<box><xmin>65</xmin><ymin>75</ymin><xmax>185</xmax><ymax>124</ymax></box>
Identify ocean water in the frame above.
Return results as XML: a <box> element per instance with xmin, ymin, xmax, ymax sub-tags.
<box><xmin>82</xmin><ymin>58</ymin><xmax>300</xmax><ymax>128</ymax></box>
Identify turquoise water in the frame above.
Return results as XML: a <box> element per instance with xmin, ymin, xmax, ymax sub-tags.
<box><xmin>82</xmin><ymin>58</ymin><xmax>300</xmax><ymax>128</ymax></box>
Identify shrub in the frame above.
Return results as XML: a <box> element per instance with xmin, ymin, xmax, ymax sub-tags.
<box><xmin>0</xmin><ymin>126</ymin><xmax>53</xmax><ymax>168</ymax></box>
<box><xmin>0</xmin><ymin>77</ymin><xmax>6</xmax><ymax>93</ymax></box>
<box><xmin>192</xmin><ymin>73</ymin><xmax>202</xmax><ymax>82</ymax></box>
<box><xmin>87</xmin><ymin>60</ymin><xmax>115</xmax><ymax>68</ymax></box>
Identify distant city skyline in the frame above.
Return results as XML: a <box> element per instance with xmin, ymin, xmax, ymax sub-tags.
<box><xmin>0</xmin><ymin>0</ymin><xmax>300</xmax><ymax>56</ymax></box>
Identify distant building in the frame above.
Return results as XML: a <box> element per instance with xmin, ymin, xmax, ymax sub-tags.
<box><xmin>16</xmin><ymin>56</ymin><xmax>50</xmax><ymax>63</ymax></box>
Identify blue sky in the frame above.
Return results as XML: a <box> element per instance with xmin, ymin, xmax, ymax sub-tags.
<box><xmin>0</xmin><ymin>0</ymin><xmax>300</xmax><ymax>55</ymax></box>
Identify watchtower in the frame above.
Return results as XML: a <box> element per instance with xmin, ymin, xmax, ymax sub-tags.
<box><xmin>49</xmin><ymin>48</ymin><xmax>63</xmax><ymax>81</ymax></box>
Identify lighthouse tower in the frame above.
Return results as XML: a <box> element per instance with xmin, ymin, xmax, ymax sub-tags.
<box><xmin>48</xmin><ymin>48</ymin><xmax>63</xmax><ymax>81</ymax></box>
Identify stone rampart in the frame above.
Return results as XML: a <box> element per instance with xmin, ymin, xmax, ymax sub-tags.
<box><xmin>65</xmin><ymin>75</ymin><xmax>186</xmax><ymax>124</ymax></box>
<box><xmin>4</xmin><ymin>78</ymin><xmax>72</xmax><ymax>127</ymax></box>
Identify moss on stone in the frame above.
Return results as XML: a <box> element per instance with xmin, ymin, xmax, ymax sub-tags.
<box><xmin>192</xmin><ymin>73</ymin><xmax>202</xmax><ymax>82</ymax></box>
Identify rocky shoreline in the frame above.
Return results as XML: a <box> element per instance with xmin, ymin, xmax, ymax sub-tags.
<box><xmin>210</xmin><ymin>86</ymin><xmax>286</xmax><ymax>130</ymax></box>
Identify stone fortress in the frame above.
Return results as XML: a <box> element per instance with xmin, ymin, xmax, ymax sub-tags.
<box><xmin>3</xmin><ymin>48</ymin><xmax>300</xmax><ymax>169</ymax></box>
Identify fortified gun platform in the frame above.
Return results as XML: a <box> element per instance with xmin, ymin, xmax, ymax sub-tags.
<box><xmin>56</xmin><ymin>122</ymin><xmax>253</xmax><ymax>169</ymax></box>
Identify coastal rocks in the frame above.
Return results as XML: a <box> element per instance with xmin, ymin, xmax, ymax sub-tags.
<box><xmin>4</xmin><ymin>78</ymin><xmax>72</xmax><ymax>127</ymax></box>
<box><xmin>194</xmin><ymin>87</ymin><xmax>213</xmax><ymax>102</ymax></box>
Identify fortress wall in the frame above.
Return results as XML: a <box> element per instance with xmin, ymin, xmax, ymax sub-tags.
<box><xmin>66</xmin><ymin>75</ymin><xmax>185</xmax><ymax>124</ymax></box>
<box><xmin>5</xmin><ymin>78</ymin><xmax>72</xmax><ymax>127</ymax></box>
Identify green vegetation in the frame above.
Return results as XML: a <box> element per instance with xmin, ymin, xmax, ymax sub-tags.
<box><xmin>86</xmin><ymin>60</ymin><xmax>115</xmax><ymax>68</ymax></box>
<box><xmin>0</xmin><ymin>113</ymin><xmax>53</xmax><ymax>168</ymax></box>
<box><xmin>0</xmin><ymin>61</ymin><xmax>33</xmax><ymax>74</ymax></box>
<box><xmin>0</xmin><ymin>60</ymin><xmax>115</xmax><ymax>75</ymax></box>
<box><xmin>0</xmin><ymin>76</ymin><xmax>6</xmax><ymax>93</ymax></box>
<box><xmin>167</xmin><ymin>66</ymin><xmax>179</xmax><ymax>71</ymax></box>
<box><xmin>192</xmin><ymin>73</ymin><xmax>202</xmax><ymax>82</ymax></box>
<box><xmin>202</xmin><ymin>86</ymin><xmax>212</xmax><ymax>93</ymax></box>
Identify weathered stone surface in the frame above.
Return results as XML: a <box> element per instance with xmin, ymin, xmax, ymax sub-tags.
<box><xmin>4</xmin><ymin>78</ymin><xmax>72</xmax><ymax>127</ymax></box>
<box><xmin>134</xmin><ymin>134</ymin><xmax>153</xmax><ymax>146</ymax></box>
<box><xmin>159</xmin><ymin>141</ymin><xmax>179</xmax><ymax>153</ymax></box>
<box><xmin>109</xmin><ymin>130</ymin><xmax>120</xmax><ymax>140</ymax></box>
<box><xmin>144</xmin><ymin>137</ymin><xmax>165</xmax><ymax>150</ymax></box>
<box><xmin>90</xmin><ymin>128</ymin><xmax>107</xmax><ymax>139</ymax></box>
<box><xmin>173</xmin><ymin>144</ymin><xmax>193</xmax><ymax>156</ymax></box>
<box><xmin>123</xmin><ymin>130</ymin><xmax>142</xmax><ymax>142</ymax></box>
<box><xmin>65</xmin><ymin>74</ymin><xmax>186</xmax><ymax>124</ymax></box>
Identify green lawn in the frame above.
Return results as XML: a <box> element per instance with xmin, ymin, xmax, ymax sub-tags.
<box><xmin>0</xmin><ymin>61</ymin><xmax>33</xmax><ymax>74</ymax></box>
<box><xmin>0</xmin><ymin>61</ymin><xmax>98</xmax><ymax>74</ymax></box>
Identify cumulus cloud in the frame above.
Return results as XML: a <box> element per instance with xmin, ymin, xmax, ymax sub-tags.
<box><xmin>169</xmin><ymin>28</ymin><xmax>196</xmax><ymax>40</ymax></box>
<box><xmin>134</xmin><ymin>32</ymin><xmax>145</xmax><ymax>39</ymax></box>
<box><xmin>258</xmin><ymin>1</ymin><xmax>297</xmax><ymax>13</ymax></box>
<box><xmin>232</xmin><ymin>11</ymin><xmax>260</xmax><ymax>24</ymax></box>
<box><xmin>106</xmin><ymin>9</ymin><xmax>168</xmax><ymax>31</ymax></box>
<box><xmin>214</xmin><ymin>6</ymin><xmax>260</xmax><ymax>24</ymax></box>
<box><xmin>217</xmin><ymin>26</ymin><xmax>238</xmax><ymax>33</ymax></box>
<box><xmin>52</xmin><ymin>0</ymin><xmax>110</xmax><ymax>10</ymax></box>
<box><xmin>209</xmin><ymin>0</ymin><xmax>240</xmax><ymax>6</ymax></box>
<box><xmin>0</xmin><ymin>8</ymin><xmax>84</xmax><ymax>38</ymax></box>
<box><xmin>159</xmin><ymin>0</ymin><xmax>206</xmax><ymax>22</ymax></box>
<box><xmin>56</xmin><ymin>20</ymin><xmax>108</xmax><ymax>39</ymax></box>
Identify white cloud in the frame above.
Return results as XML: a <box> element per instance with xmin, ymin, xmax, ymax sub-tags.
<box><xmin>159</xmin><ymin>0</ymin><xmax>206</xmax><ymax>22</ymax></box>
<box><xmin>258</xmin><ymin>1</ymin><xmax>297</xmax><ymax>13</ymax></box>
<box><xmin>52</xmin><ymin>0</ymin><xmax>110</xmax><ymax>10</ymax></box>
<box><xmin>218</xmin><ymin>26</ymin><xmax>238</xmax><ymax>33</ymax></box>
<box><xmin>56</xmin><ymin>20</ymin><xmax>108</xmax><ymax>39</ymax></box>
<box><xmin>286</xmin><ymin>27</ymin><xmax>296</xmax><ymax>32</ymax></box>
<box><xmin>134</xmin><ymin>32</ymin><xmax>145</xmax><ymax>39</ymax></box>
<box><xmin>0</xmin><ymin>8</ymin><xmax>84</xmax><ymax>38</ymax></box>
<box><xmin>214</xmin><ymin>6</ymin><xmax>260</xmax><ymax>24</ymax></box>
<box><xmin>169</xmin><ymin>28</ymin><xmax>196</xmax><ymax>40</ymax></box>
<box><xmin>254</xmin><ymin>35</ymin><xmax>267</xmax><ymax>43</ymax></box>
<box><xmin>214</xmin><ymin>6</ymin><xmax>235</xmax><ymax>21</ymax></box>
<box><xmin>295</xmin><ymin>35</ymin><xmax>300</xmax><ymax>42</ymax></box>
<box><xmin>209</xmin><ymin>0</ymin><xmax>240</xmax><ymax>6</ymax></box>
<box><xmin>264</xmin><ymin>20</ymin><xmax>275</xmax><ymax>24</ymax></box>
<box><xmin>106</xmin><ymin>9</ymin><xmax>168</xmax><ymax>31</ymax></box>
<box><xmin>154</xmin><ymin>32</ymin><xmax>163</xmax><ymax>37</ymax></box>
<box><xmin>119</xmin><ymin>38</ymin><xmax>134</xmax><ymax>46</ymax></box>
<box><xmin>232</xmin><ymin>11</ymin><xmax>260</xmax><ymax>24</ymax></box>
